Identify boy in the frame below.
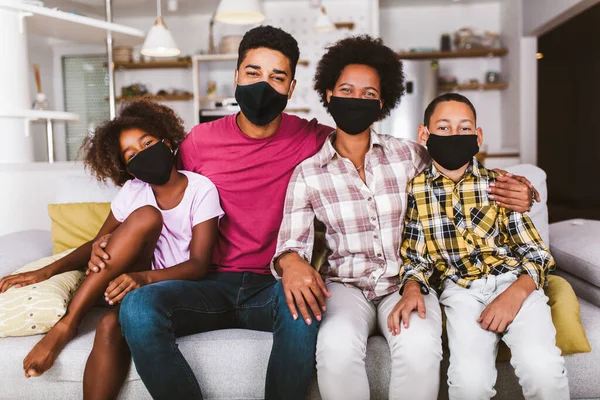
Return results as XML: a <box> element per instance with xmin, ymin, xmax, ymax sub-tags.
<box><xmin>388</xmin><ymin>93</ymin><xmax>569</xmax><ymax>400</ymax></box>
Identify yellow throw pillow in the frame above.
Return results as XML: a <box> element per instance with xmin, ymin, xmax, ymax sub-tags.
<box><xmin>48</xmin><ymin>202</ymin><xmax>111</xmax><ymax>254</ymax></box>
<box><xmin>0</xmin><ymin>250</ymin><xmax>85</xmax><ymax>337</ymax></box>
<box><xmin>546</xmin><ymin>274</ymin><xmax>592</xmax><ymax>355</ymax></box>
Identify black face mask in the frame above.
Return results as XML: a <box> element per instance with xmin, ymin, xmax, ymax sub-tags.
<box><xmin>327</xmin><ymin>96</ymin><xmax>381</xmax><ymax>135</ymax></box>
<box><xmin>235</xmin><ymin>81</ymin><xmax>288</xmax><ymax>126</ymax></box>
<box><xmin>426</xmin><ymin>133</ymin><xmax>480</xmax><ymax>171</ymax></box>
<box><xmin>127</xmin><ymin>140</ymin><xmax>174</xmax><ymax>185</ymax></box>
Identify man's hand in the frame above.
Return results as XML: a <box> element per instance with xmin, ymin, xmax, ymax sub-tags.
<box><xmin>87</xmin><ymin>233</ymin><xmax>112</xmax><ymax>275</ymax></box>
<box><xmin>387</xmin><ymin>281</ymin><xmax>426</xmax><ymax>336</ymax></box>
<box><xmin>104</xmin><ymin>272</ymin><xmax>149</xmax><ymax>305</ymax></box>
<box><xmin>478</xmin><ymin>275</ymin><xmax>535</xmax><ymax>333</ymax></box>
<box><xmin>278</xmin><ymin>253</ymin><xmax>331</xmax><ymax>325</ymax></box>
<box><xmin>0</xmin><ymin>269</ymin><xmax>51</xmax><ymax>293</ymax></box>
<box><xmin>490</xmin><ymin>170</ymin><xmax>540</xmax><ymax>213</ymax></box>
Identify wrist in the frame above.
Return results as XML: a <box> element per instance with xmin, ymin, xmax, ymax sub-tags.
<box><xmin>137</xmin><ymin>271</ymin><xmax>152</xmax><ymax>286</ymax></box>
<box><xmin>278</xmin><ymin>252</ymin><xmax>300</xmax><ymax>275</ymax></box>
<box><xmin>404</xmin><ymin>280</ymin><xmax>422</xmax><ymax>294</ymax></box>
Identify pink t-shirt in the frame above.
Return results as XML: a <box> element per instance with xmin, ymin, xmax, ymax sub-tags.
<box><xmin>111</xmin><ymin>170</ymin><xmax>224</xmax><ymax>270</ymax></box>
<box><xmin>179</xmin><ymin>113</ymin><xmax>332</xmax><ymax>274</ymax></box>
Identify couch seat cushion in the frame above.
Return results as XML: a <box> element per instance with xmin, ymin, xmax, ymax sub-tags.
<box><xmin>550</xmin><ymin>219</ymin><xmax>600</xmax><ymax>288</ymax></box>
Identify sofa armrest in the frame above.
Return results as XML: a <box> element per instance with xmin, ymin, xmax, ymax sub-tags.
<box><xmin>0</xmin><ymin>230</ymin><xmax>52</xmax><ymax>277</ymax></box>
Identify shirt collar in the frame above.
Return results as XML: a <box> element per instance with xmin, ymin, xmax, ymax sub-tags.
<box><xmin>319</xmin><ymin>130</ymin><xmax>387</xmax><ymax>167</ymax></box>
<box><xmin>425</xmin><ymin>157</ymin><xmax>488</xmax><ymax>183</ymax></box>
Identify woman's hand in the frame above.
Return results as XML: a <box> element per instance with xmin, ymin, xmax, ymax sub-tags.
<box><xmin>87</xmin><ymin>233</ymin><xmax>113</xmax><ymax>275</ymax></box>
<box><xmin>489</xmin><ymin>170</ymin><xmax>540</xmax><ymax>213</ymax></box>
<box><xmin>387</xmin><ymin>281</ymin><xmax>426</xmax><ymax>336</ymax></box>
<box><xmin>0</xmin><ymin>269</ymin><xmax>51</xmax><ymax>293</ymax></box>
<box><xmin>104</xmin><ymin>272</ymin><xmax>149</xmax><ymax>305</ymax></box>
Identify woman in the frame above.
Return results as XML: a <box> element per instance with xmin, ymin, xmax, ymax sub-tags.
<box><xmin>272</xmin><ymin>35</ymin><xmax>538</xmax><ymax>400</ymax></box>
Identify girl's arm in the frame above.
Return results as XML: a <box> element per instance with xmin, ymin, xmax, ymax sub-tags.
<box><xmin>0</xmin><ymin>212</ymin><xmax>121</xmax><ymax>293</ymax></box>
<box><xmin>103</xmin><ymin>217</ymin><xmax>218</xmax><ymax>304</ymax></box>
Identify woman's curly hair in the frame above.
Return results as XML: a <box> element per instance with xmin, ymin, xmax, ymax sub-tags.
<box><xmin>80</xmin><ymin>100</ymin><xmax>186</xmax><ymax>186</ymax></box>
<box><xmin>313</xmin><ymin>35</ymin><xmax>405</xmax><ymax>120</ymax></box>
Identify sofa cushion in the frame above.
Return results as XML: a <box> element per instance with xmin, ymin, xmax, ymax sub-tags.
<box><xmin>550</xmin><ymin>219</ymin><xmax>600</xmax><ymax>288</ymax></box>
<box><xmin>48</xmin><ymin>203</ymin><xmax>111</xmax><ymax>255</ymax></box>
<box><xmin>0</xmin><ymin>230</ymin><xmax>52</xmax><ymax>278</ymax></box>
<box><xmin>0</xmin><ymin>250</ymin><xmax>85</xmax><ymax>338</ymax></box>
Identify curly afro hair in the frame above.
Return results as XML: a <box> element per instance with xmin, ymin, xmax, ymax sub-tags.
<box><xmin>313</xmin><ymin>35</ymin><xmax>404</xmax><ymax>120</ymax></box>
<box><xmin>80</xmin><ymin>99</ymin><xmax>186</xmax><ymax>187</ymax></box>
<box><xmin>237</xmin><ymin>25</ymin><xmax>300</xmax><ymax>78</ymax></box>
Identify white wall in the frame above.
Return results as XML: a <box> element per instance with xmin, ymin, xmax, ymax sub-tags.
<box><xmin>523</xmin><ymin>0</ymin><xmax>600</xmax><ymax>35</ymax></box>
<box><xmin>380</xmin><ymin>2</ymin><xmax>511</xmax><ymax>154</ymax></box>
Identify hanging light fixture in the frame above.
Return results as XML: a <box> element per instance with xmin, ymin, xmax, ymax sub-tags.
<box><xmin>214</xmin><ymin>0</ymin><xmax>266</xmax><ymax>25</ymax></box>
<box><xmin>141</xmin><ymin>0</ymin><xmax>180</xmax><ymax>58</ymax></box>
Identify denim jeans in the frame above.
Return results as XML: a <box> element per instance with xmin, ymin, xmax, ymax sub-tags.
<box><xmin>119</xmin><ymin>272</ymin><xmax>319</xmax><ymax>400</ymax></box>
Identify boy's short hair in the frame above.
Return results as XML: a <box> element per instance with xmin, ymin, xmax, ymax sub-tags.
<box><xmin>423</xmin><ymin>93</ymin><xmax>477</xmax><ymax>127</ymax></box>
<box><xmin>237</xmin><ymin>25</ymin><xmax>300</xmax><ymax>78</ymax></box>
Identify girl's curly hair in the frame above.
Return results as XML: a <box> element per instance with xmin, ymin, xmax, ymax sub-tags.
<box><xmin>313</xmin><ymin>35</ymin><xmax>405</xmax><ymax>120</ymax></box>
<box><xmin>81</xmin><ymin>100</ymin><xmax>186</xmax><ymax>186</ymax></box>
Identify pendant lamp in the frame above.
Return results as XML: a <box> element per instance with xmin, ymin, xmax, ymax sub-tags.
<box><xmin>141</xmin><ymin>0</ymin><xmax>180</xmax><ymax>57</ymax></box>
<box><xmin>214</xmin><ymin>0</ymin><xmax>266</xmax><ymax>25</ymax></box>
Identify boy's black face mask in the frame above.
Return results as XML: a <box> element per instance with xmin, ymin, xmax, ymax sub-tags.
<box><xmin>235</xmin><ymin>81</ymin><xmax>288</xmax><ymax>126</ymax></box>
<box><xmin>426</xmin><ymin>133</ymin><xmax>479</xmax><ymax>171</ymax></box>
<box><xmin>127</xmin><ymin>140</ymin><xmax>174</xmax><ymax>185</ymax></box>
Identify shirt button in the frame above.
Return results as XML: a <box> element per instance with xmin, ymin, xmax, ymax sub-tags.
<box><xmin>374</xmin><ymin>234</ymin><xmax>379</xmax><ymax>239</ymax></box>
<box><xmin>377</xmin><ymin>253</ymin><xmax>383</xmax><ymax>258</ymax></box>
<box><xmin>368</xmin><ymin>197</ymin><xmax>373</xmax><ymax>201</ymax></box>
<box><xmin>371</xmin><ymin>216</ymin><xmax>376</xmax><ymax>221</ymax></box>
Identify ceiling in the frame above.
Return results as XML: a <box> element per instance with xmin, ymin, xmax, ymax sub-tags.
<box><xmin>44</xmin><ymin>0</ymin><xmax>502</xmax><ymax>18</ymax></box>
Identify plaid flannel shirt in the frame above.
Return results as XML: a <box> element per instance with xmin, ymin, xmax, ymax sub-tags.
<box><xmin>273</xmin><ymin>131</ymin><xmax>430</xmax><ymax>300</ymax></box>
<box><xmin>399</xmin><ymin>158</ymin><xmax>555</xmax><ymax>293</ymax></box>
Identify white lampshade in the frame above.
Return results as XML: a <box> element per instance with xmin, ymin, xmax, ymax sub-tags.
<box><xmin>215</xmin><ymin>0</ymin><xmax>266</xmax><ymax>25</ymax></box>
<box><xmin>141</xmin><ymin>17</ymin><xmax>181</xmax><ymax>57</ymax></box>
<box><xmin>314</xmin><ymin>7</ymin><xmax>335</xmax><ymax>32</ymax></box>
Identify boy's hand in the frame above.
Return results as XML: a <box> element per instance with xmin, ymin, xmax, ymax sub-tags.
<box><xmin>104</xmin><ymin>272</ymin><xmax>149</xmax><ymax>305</ymax></box>
<box><xmin>478</xmin><ymin>275</ymin><xmax>536</xmax><ymax>333</ymax></box>
<box><xmin>387</xmin><ymin>281</ymin><xmax>426</xmax><ymax>336</ymax></box>
<box><xmin>0</xmin><ymin>269</ymin><xmax>50</xmax><ymax>293</ymax></box>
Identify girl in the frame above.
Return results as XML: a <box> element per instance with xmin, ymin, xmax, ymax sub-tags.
<box><xmin>0</xmin><ymin>100</ymin><xmax>224</xmax><ymax>399</ymax></box>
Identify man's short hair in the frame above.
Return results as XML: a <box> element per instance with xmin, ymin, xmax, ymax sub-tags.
<box><xmin>237</xmin><ymin>25</ymin><xmax>300</xmax><ymax>78</ymax></box>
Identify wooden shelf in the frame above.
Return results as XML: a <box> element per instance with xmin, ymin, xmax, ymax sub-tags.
<box><xmin>285</xmin><ymin>108</ymin><xmax>310</xmax><ymax>113</ymax></box>
<box><xmin>438</xmin><ymin>83</ymin><xmax>509</xmax><ymax>92</ymax></box>
<box><xmin>114</xmin><ymin>60</ymin><xmax>192</xmax><ymax>70</ymax></box>
<box><xmin>114</xmin><ymin>94</ymin><xmax>193</xmax><ymax>102</ymax></box>
<box><xmin>193</xmin><ymin>54</ymin><xmax>309</xmax><ymax>66</ymax></box>
<box><xmin>0</xmin><ymin>1</ymin><xmax>144</xmax><ymax>45</ymax></box>
<box><xmin>398</xmin><ymin>48</ymin><xmax>508</xmax><ymax>60</ymax></box>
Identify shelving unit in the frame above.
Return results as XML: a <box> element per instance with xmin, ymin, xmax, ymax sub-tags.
<box><xmin>0</xmin><ymin>1</ymin><xmax>144</xmax><ymax>45</ymax></box>
<box><xmin>397</xmin><ymin>48</ymin><xmax>509</xmax><ymax>60</ymax></box>
<box><xmin>438</xmin><ymin>82</ymin><xmax>509</xmax><ymax>92</ymax></box>
<box><xmin>115</xmin><ymin>94</ymin><xmax>194</xmax><ymax>102</ymax></box>
<box><xmin>114</xmin><ymin>60</ymin><xmax>192</xmax><ymax>70</ymax></box>
<box><xmin>193</xmin><ymin>54</ymin><xmax>309</xmax><ymax>66</ymax></box>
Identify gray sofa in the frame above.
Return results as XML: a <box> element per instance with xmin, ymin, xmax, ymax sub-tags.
<box><xmin>0</xmin><ymin>166</ymin><xmax>599</xmax><ymax>400</ymax></box>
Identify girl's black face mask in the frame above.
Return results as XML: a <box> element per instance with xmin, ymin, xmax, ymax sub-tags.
<box><xmin>327</xmin><ymin>96</ymin><xmax>381</xmax><ymax>135</ymax></box>
<box><xmin>127</xmin><ymin>140</ymin><xmax>174</xmax><ymax>185</ymax></box>
<box><xmin>426</xmin><ymin>132</ymin><xmax>480</xmax><ymax>171</ymax></box>
<box><xmin>235</xmin><ymin>81</ymin><xmax>288</xmax><ymax>126</ymax></box>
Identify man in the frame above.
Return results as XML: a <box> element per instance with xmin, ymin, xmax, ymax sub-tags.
<box><xmin>88</xmin><ymin>27</ymin><xmax>537</xmax><ymax>399</ymax></box>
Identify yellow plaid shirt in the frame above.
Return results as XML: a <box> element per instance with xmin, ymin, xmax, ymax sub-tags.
<box><xmin>399</xmin><ymin>158</ymin><xmax>555</xmax><ymax>292</ymax></box>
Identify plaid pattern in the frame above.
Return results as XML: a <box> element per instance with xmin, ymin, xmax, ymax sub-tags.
<box><xmin>400</xmin><ymin>158</ymin><xmax>555</xmax><ymax>292</ymax></box>
<box><xmin>273</xmin><ymin>132</ymin><xmax>430</xmax><ymax>300</ymax></box>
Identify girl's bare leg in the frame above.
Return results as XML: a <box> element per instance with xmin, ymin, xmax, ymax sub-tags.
<box><xmin>23</xmin><ymin>206</ymin><xmax>162</xmax><ymax>377</ymax></box>
<box><xmin>83</xmin><ymin>307</ymin><xmax>131</xmax><ymax>400</ymax></box>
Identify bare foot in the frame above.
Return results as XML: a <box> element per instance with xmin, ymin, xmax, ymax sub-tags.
<box><xmin>23</xmin><ymin>320</ymin><xmax>78</xmax><ymax>377</ymax></box>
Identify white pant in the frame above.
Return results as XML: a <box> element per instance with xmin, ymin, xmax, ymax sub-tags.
<box><xmin>440</xmin><ymin>272</ymin><xmax>569</xmax><ymax>400</ymax></box>
<box><xmin>316</xmin><ymin>282</ymin><xmax>443</xmax><ymax>400</ymax></box>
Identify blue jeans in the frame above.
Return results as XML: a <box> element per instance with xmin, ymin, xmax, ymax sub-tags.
<box><xmin>119</xmin><ymin>272</ymin><xmax>319</xmax><ymax>400</ymax></box>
